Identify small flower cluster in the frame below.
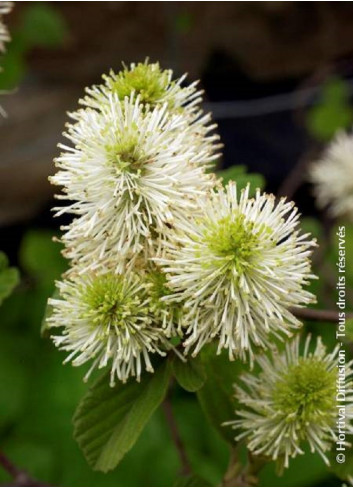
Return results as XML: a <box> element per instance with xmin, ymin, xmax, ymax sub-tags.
<box><xmin>49</xmin><ymin>60</ymin><xmax>317</xmax><ymax>385</ymax></box>
<box><xmin>228</xmin><ymin>335</ymin><xmax>353</xmax><ymax>469</ymax></box>
<box><xmin>157</xmin><ymin>183</ymin><xmax>316</xmax><ymax>362</ymax></box>
<box><xmin>310</xmin><ymin>131</ymin><xmax>353</xmax><ymax>221</ymax></box>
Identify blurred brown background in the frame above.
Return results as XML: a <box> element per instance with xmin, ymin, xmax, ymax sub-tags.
<box><xmin>1</xmin><ymin>1</ymin><xmax>353</xmax><ymax>228</ymax></box>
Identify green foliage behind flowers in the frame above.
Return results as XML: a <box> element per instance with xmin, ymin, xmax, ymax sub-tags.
<box><xmin>217</xmin><ymin>164</ymin><xmax>265</xmax><ymax>194</ymax></box>
<box><xmin>0</xmin><ymin>2</ymin><xmax>68</xmax><ymax>90</ymax></box>
<box><xmin>0</xmin><ymin>251</ymin><xmax>19</xmax><ymax>305</ymax></box>
<box><xmin>306</xmin><ymin>77</ymin><xmax>353</xmax><ymax>142</ymax></box>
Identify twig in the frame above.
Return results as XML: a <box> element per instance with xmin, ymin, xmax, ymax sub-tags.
<box><xmin>221</xmin><ymin>449</ymin><xmax>264</xmax><ymax>487</ymax></box>
<box><xmin>277</xmin><ymin>146</ymin><xmax>320</xmax><ymax>200</ymax></box>
<box><xmin>290</xmin><ymin>306</ymin><xmax>353</xmax><ymax>323</ymax></box>
<box><xmin>221</xmin><ymin>448</ymin><xmax>244</xmax><ymax>487</ymax></box>
<box><xmin>0</xmin><ymin>452</ymin><xmax>46</xmax><ymax>487</ymax></box>
<box><xmin>162</xmin><ymin>395</ymin><xmax>192</xmax><ymax>477</ymax></box>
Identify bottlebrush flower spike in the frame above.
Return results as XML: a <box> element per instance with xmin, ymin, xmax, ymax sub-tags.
<box><xmin>228</xmin><ymin>335</ymin><xmax>353</xmax><ymax>470</ymax></box>
<box><xmin>310</xmin><ymin>131</ymin><xmax>353</xmax><ymax>221</ymax></box>
<box><xmin>158</xmin><ymin>182</ymin><xmax>317</xmax><ymax>361</ymax></box>
<box><xmin>50</xmin><ymin>94</ymin><xmax>218</xmax><ymax>273</ymax></box>
<box><xmin>48</xmin><ymin>271</ymin><xmax>171</xmax><ymax>385</ymax></box>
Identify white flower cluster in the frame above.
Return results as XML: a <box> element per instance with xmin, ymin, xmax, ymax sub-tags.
<box><xmin>310</xmin><ymin>131</ymin><xmax>353</xmax><ymax>221</ymax></box>
<box><xmin>157</xmin><ymin>183</ymin><xmax>316</xmax><ymax>363</ymax></box>
<box><xmin>49</xmin><ymin>61</ymin><xmax>221</xmax><ymax>384</ymax></box>
<box><xmin>0</xmin><ymin>1</ymin><xmax>12</xmax><ymax>60</ymax></box>
<box><xmin>228</xmin><ymin>335</ymin><xmax>353</xmax><ymax>469</ymax></box>
<box><xmin>48</xmin><ymin>60</ymin><xmax>316</xmax><ymax>388</ymax></box>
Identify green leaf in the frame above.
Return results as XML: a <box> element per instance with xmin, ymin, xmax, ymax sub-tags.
<box><xmin>300</xmin><ymin>217</ymin><xmax>322</xmax><ymax>241</ymax></box>
<box><xmin>307</xmin><ymin>104</ymin><xmax>353</xmax><ymax>142</ymax></box>
<box><xmin>73</xmin><ymin>360</ymin><xmax>171</xmax><ymax>472</ymax></box>
<box><xmin>196</xmin><ymin>345</ymin><xmax>243</xmax><ymax>445</ymax></box>
<box><xmin>0</xmin><ymin>251</ymin><xmax>8</xmax><ymax>269</ymax></box>
<box><xmin>306</xmin><ymin>77</ymin><xmax>353</xmax><ymax>141</ymax></box>
<box><xmin>20</xmin><ymin>230</ymin><xmax>67</xmax><ymax>287</ymax></box>
<box><xmin>0</xmin><ymin>3</ymin><xmax>69</xmax><ymax>90</ymax></box>
<box><xmin>20</xmin><ymin>3</ymin><xmax>68</xmax><ymax>48</ymax></box>
<box><xmin>217</xmin><ymin>165</ymin><xmax>265</xmax><ymax>196</ymax></box>
<box><xmin>321</xmin><ymin>77</ymin><xmax>350</xmax><ymax>104</ymax></box>
<box><xmin>172</xmin><ymin>355</ymin><xmax>206</xmax><ymax>392</ymax></box>
<box><xmin>0</xmin><ymin>252</ymin><xmax>19</xmax><ymax>305</ymax></box>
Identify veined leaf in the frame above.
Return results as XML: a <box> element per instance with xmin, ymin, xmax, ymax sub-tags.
<box><xmin>73</xmin><ymin>360</ymin><xmax>170</xmax><ymax>472</ymax></box>
<box><xmin>172</xmin><ymin>355</ymin><xmax>206</xmax><ymax>392</ymax></box>
<box><xmin>197</xmin><ymin>345</ymin><xmax>243</xmax><ymax>445</ymax></box>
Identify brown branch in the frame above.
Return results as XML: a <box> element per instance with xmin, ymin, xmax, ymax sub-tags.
<box><xmin>290</xmin><ymin>307</ymin><xmax>353</xmax><ymax>323</ymax></box>
<box><xmin>277</xmin><ymin>146</ymin><xmax>320</xmax><ymax>200</ymax></box>
<box><xmin>162</xmin><ymin>396</ymin><xmax>192</xmax><ymax>477</ymax></box>
<box><xmin>221</xmin><ymin>449</ymin><xmax>264</xmax><ymax>487</ymax></box>
<box><xmin>0</xmin><ymin>452</ymin><xmax>46</xmax><ymax>487</ymax></box>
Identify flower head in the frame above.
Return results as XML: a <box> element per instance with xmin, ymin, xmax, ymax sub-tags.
<box><xmin>158</xmin><ymin>182</ymin><xmax>316</xmax><ymax>360</ymax></box>
<box><xmin>0</xmin><ymin>1</ymin><xmax>12</xmax><ymax>57</ymax></box>
<box><xmin>48</xmin><ymin>271</ymin><xmax>170</xmax><ymax>385</ymax></box>
<box><xmin>82</xmin><ymin>60</ymin><xmax>199</xmax><ymax>112</ymax></box>
<box><xmin>80</xmin><ymin>60</ymin><xmax>221</xmax><ymax>164</ymax></box>
<box><xmin>229</xmin><ymin>335</ymin><xmax>353</xmax><ymax>469</ymax></box>
<box><xmin>50</xmin><ymin>94</ymin><xmax>218</xmax><ymax>272</ymax></box>
<box><xmin>146</xmin><ymin>267</ymin><xmax>185</xmax><ymax>338</ymax></box>
<box><xmin>310</xmin><ymin>131</ymin><xmax>353</xmax><ymax>220</ymax></box>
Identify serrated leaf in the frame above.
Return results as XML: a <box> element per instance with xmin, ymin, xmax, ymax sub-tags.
<box><xmin>196</xmin><ymin>345</ymin><xmax>243</xmax><ymax>445</ymax></box>
<box><xmin>172</xmin><ymin>355</ymin><xmax>206</xmax><ymax>392</ymax></box>
<box><xmin>73</xmin><ymin>360</ymin><xmax>170</xmax><ymax>472</ymax></box>
<box><xmin>0</xmin><ymin>252</ymin><xmax>19</xmax><ymax>305</ymax></box>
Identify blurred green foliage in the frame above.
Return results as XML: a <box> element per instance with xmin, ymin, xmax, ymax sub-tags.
<box><xmin>306</xmin><ymin>77</ymin><xmax>353</xmax><ymax>142</ymax></box>
<box><xmin>0</xmin><ymin>251</ymin><xmax>19</xmax><ymax>305</ymax></box>
<box><xmin>217</xmin><ymin>164</ymin><xmax>265</xmax><ymax>195</ymax></box>
<box><xmin>0</xmin><ymin>2</ymin><xmax>68</xmax><ymax>90</ymax></box>
<box><xmin>174</xmin><ymin>12</ymin><xmax>193</xmax><ymax>35</ymax></box>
